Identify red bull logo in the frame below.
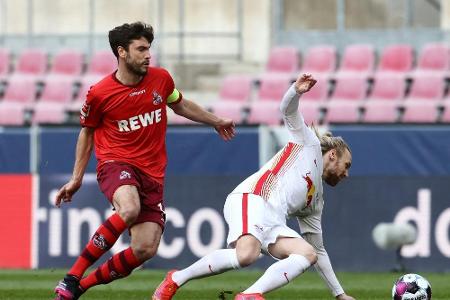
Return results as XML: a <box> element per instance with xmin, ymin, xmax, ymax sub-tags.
<box><xmin>303</xmin><ymin>172</ymin><xmax>315</xmax><ymax>207</ymax></box>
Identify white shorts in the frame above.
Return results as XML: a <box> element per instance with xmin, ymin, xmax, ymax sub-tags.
<box><xmin>223</xmin><ymin>193</ymin><xmax>301</xmax><ymax>254</ymax></box>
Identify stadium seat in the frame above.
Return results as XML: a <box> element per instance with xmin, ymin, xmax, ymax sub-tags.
<box><xmin>1</xmin><ymin>77</ymin><xmax>37</xmax><ymax>109</ymax></box>
<box><xmin>257</xmin><ymin>73</ymin><xmax>292</xmax><ymax>102</ymax></box>
<box><xmin>247</xmin><ymin>101</ymin><xmax>281</xmax><ymax>125</ymax></box>
<box><xmin>167</xmin><ymin>110</ymin><xmax>198</xmax><ymax>125</ymax></box>
<box><xmin>86</xmin><ymin>50</ymin><xmax>117</xmax><ymax>76</ymax></box>
<box><xmin>67</xmin><ymin>77</ymin><xmax>98</xmax><ymax>112</ymax></box>
<box><xmin>329</xmin><ymin>75</ymin><xmax>367</xmax><ymax>102</ymax></box>
<box><xmin>39</xmin><ymin>77</ymin><xmax>75</xmax><ymax>104</ymax></box>
<box><xmin>414</xmin><ymin>43</ymin><xmax>450</xmax><ymax>74</ymax></box>
<box><xmin>401</xmin><ymin>101</ymin><xmax>439</xmax><ymax>123</ymax></box>
<box><xmin>0</xmin><ymin>102</ymin><xmax>26</xmax><ymax>126</ymax></box>
<box><xmin>301</xmin><ymin>77</ymin><xmax>329</xmax><ymax>102</ymax></box>
<box><xmin>406</xmin><ymin>74</ymin><xmax>444</xmax><ymax>102</ymax></box>
<box><xmin>209</xmin><ymin>74</ymin><xmax>253</xmax><ymax>123</ymax></box>
<box><xmin>12</xmin><ymin>48</ymin><xmax>48</xmax><ymax>79</ymax></box>
<box><xmin>48</xmin><ymin>49</ymin><xmax>84</xmax><ymax>78</ymax></box>
<box><xmin>324</xmin><ymin>101</ymin><xmax>360</xmax><ymax>124</ymax></box>
<box><xmin>265</xmin><ymin>46</ymin><xmax>300</xmax><ymax>74</ymax></box>
<box><xmin>441</xmin><ymin>101</ymin><xmax>450</xmax><ymax>123</ymax></box>
<box><xmin>32</xmin><ymin>102</ymin><xmax>67</xmax><ymax>124</ymax></box>
<box><xmin>368</xmin><ymin>73</ymin><xmax>406</xmax><ymax>101</ymax></box>
<box><xmin>362</xmin><ymin>101</ymin><xmax>399</xmax><ymax>123</ymax></box>
<box><xmin>299</xmin><ymin>101</ymin><xmax>322</xmax><ymax>125</ymax></box>
<box><xmin>0</xmin><ymin>48</ymin><xmax>11</xmax><ymax>80</ymax></box>
<box><xmin>378</xmin><ymin>44</ymin><xmax>413</xmax><ymax>74</ymax></box>
<box><xmin>301</xmin><ymin>45</ymin><xmax>336</xmax><ymax>76</ymax></box>
<box><xmin>336</xmin><ymin>44</ymin><xmax>375</xmax><ymax>77</ymax></box>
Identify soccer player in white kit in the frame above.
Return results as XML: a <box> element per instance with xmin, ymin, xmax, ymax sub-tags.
<box><xmin>152</xmin><ymin>74</ymin><xmax>355</xmax><ymax>300</ymax></box>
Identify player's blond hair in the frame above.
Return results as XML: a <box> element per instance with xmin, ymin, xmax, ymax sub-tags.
<box><xmin>311</xmin><ymin>124</ymin><xmax>351</xmax><ymax>156</ymax></box>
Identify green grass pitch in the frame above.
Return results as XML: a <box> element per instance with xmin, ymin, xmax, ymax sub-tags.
<box><xmin>1</xmin><ymin>269</ymin><xmax>449</xmax><ymax>299</ymax></box>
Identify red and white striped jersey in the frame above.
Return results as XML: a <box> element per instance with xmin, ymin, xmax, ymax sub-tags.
<box><xmin>230</xmin><ymin>84</ymin><xmax>324</xmax><ymax>233</ymax></box>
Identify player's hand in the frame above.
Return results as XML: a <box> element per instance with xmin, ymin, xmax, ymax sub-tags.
<box><xmin>294</xmin><ymin>74</ymin><xmax>317</xmax><ymax>94</ymax></box>
<box><xmin>55</xmin><ymin>179</ymin><xmax>82</xmax><ymax>208</ymax></box>
<box><xmin>336</xmin><ymin>293</ymin><xmax>356</xmax><ymax>300</ymax></box>
<box><xmin>214</xmin><ymin>118</ymin><xmax>236</xmax><ymax>141</ymax></box>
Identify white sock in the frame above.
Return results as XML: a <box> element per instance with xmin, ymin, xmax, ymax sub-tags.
<box><xmin>172</xmin><ymin>249</ymin><xmax>241</xmax><ymax>286</ymax></box>
<box><xmin>243</xmin><ymin>254</ymin><xmax>311</xmax><ymax>294</ymax></box>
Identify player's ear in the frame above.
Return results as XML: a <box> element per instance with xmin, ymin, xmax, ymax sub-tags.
<box><xmin>329</xmin><ymin>149</ymin><xmax>337</xmax><ymax>161</ymax></box>
<box><xmin>117</xmin><ymin>46</ymin><xmax>127</xmax><ymax>59</ymax></box>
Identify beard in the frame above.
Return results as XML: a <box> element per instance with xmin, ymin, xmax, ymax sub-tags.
<box><xmin>125</xmin><ymin>56</ymin><xmax>148</xmax><ymax>76</ymax></box>
<box><xmin>324</xmin><ymin>174</ymin><xmax>339</xmax><ymax>186</ymax></box>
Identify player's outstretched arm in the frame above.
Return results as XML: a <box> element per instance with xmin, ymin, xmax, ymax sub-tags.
<box><xmin>55</xmin><ymin>127</ymin><xmax>94</xmax><ymax>207</ymax></box>
<box><xmin>170</xmin><ymin>98</ymin><xmax>235</xmax><ymax>141</ymax></box>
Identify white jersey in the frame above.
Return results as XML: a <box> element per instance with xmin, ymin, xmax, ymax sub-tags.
<box><xmin>230</xmin><ymin>85</ymin><xmax>324</xmax><ymax>234</ymax></box>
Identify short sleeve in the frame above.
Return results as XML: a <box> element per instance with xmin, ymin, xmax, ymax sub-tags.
<box><xmin>79</xmin><ymin>86</ymin><xmax>102</xmax><ymax>128</ymax></box>
<box><xmin>167</xmin><ymin>88</ymin><xmax>182</xmax><ymax>105</ymax></box>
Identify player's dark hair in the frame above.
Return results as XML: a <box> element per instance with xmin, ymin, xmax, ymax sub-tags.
<box><xmin>108</xmin><ymin>21</ymin><xmax>154</xmax><ymax>58</ymax></box>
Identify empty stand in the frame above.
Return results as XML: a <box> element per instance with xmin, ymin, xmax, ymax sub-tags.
<box><xmin>336</xmin><ymin>44</ymin><xmax>375</xmax><ymax>76</ymax></box>
<box><xmin>401</xmin><ymin>102</ymin><xmax>439</xmax><ymax>123</ymax></box>
<box><xmin>13</xmin><ymin>48</ymin><xmax>48</xmax><ymax>78</ymax></box>
<box><xmin>324</xmin><ymin>101</ymin><xmax>360</xmax><ymax>123</ymax></box>
<box><xmin>301</xmin><ymin>78</ymin><xmax>329</xmax><ymax>102</ymax></box>
<box><xmin>247</xmin><ymin>101</ymin><xmax>281</xmax><ymax>125</ymax></box>
<box><xmin>32</xmin><ymin>102</ymin><xmax>67</xmax><ymax>124</ymax></box>
<box><xmin>265</xmin><ymin>46</ymin><xmax>300</xmax><ymax>74</ymax></box>
<box><xmin>299</xmin><ymin>101</ymin><xmax>322</xmax><ymax>125</ymax></box>
<box><xmin>368</xmin><ymin>74</ymin><xmax>406</xmax><ymax>101</ymax></box>
<box><xmin>301</xmin><ymin>45</ymin><xmax>336</xmax><ymax>76</ymax></box>
<box><xmin>86</xmin><ymin>50</ymin><xmax>117</xmax><ymax>78</ymax></box>
<box><xmin>1</xmin><ymin>77</ymin><xmax>37</xmax><ymax>109</ymax></box>
<box><xmin>406</xmin><ymin>74</ymin><xmax>444</xmax><ymax>101</ymax></box>
<box><xmin>0</xmin><ymin>102</ymin><xmax>26</xmax><ymax>126</ymax></box>
<box><xmin>415</xmin><ymin>43</ymin><xmax>450</xmax><ymax>74</ymax></box>
<box><xmin>330</xmin><ymin>75</ymin><xmax>367</xmax><ymax>102</ymax></box>
<box><xmin>0</xmin><ymin>48</ymin><xmax>10</xmax><ymax>80</ymax></box>
<box><xmin>378</xmin><ymin>44</ymin><xmax>413</xmax><ymax>74</ymax></box>
<box><xmin>362</xmin><ymin>101</ymin><xmax>399</xmax><ymax>123</ymax></box>
<box><xmin>441</xmin><ymin>101</ymin><xmax>450</xmax><ymax>123</ymax></box>
<box><xmin>257</xmin><ymin>73</ymin><xmax>292</xmax><ymax>102</ymax></box>
<box><xmin>39</xmin><ymin>77</ymin><xmax>75</xmax><ymax>104</ymax></box>
<box><xmin>48</xmin><ymin>49</ymin><xmax>84</xmax><ymax>78</ymax></box>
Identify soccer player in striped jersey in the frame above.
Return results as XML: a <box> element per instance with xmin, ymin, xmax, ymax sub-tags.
<box><xmin>152</xmin><ymin>74</ymin><xmax>355</xmax><ymax>300</ymax></box>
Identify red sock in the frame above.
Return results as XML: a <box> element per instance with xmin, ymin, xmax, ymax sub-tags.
<box><xmin>68</xmin><ymin>213</ymin><xmax>127</xmax><ymax>279</ymax></box>
<box><xmin>79</xmin><ymin>247</ymin><xmax>141</xmax><ymax>290</ymax></box>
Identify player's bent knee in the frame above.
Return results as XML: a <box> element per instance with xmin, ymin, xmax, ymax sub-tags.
<box><xmin>235</xmin><ymin>235</ymin><xmax>261</xmax><ymax>267</ymax></box>
<box><xmin>304</xmin><ymin>248</ymin><xmax>318</xmax><ymax>265</ymax></box>
<box><xmin>132</xmin><ymin>243</ymin><xmax>158</xmax><ymax>261</ymax></box>
<box><xmin>118</xmin><ymin>206</ymin><xmax>140</xmax><ymax>225</ymax></box>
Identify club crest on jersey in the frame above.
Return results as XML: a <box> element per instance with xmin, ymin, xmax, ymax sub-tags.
<box><xmin>152</xmin><ymin>91</ymin><xmax>163</xmax><ymax>105</ymax></box>
<box><xmin>303</xmin><ymin>172</ymin><xmax>316</xmax><ymax>207</ymax></box>
<box><xmin>119</xmin><ymin>170</ymin><xmax>131</xmax><ymax>180</ymax></box>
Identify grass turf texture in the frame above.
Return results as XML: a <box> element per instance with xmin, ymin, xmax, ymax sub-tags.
<box><xmin>0</xmin><ymin>269</ymin><xmax>449</xmax><ymax>300</ymax></box>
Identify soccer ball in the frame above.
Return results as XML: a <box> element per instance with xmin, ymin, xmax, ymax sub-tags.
<box><xmin>392</xmin><ymin>273</ymin><xmax>432</xmax><ymax>300</ymax></box>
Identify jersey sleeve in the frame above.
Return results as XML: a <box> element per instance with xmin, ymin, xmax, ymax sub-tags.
<box><xmin>164</xmin><ymin>70</ymin><xmax>183</xmax><ymax>105</ymax></box>
<box><xmin>280</xmin><ymin>84</ymin><xmax>319</xmax><ymax>146</ymax></box>
<box><xmin>79</xmin><ymin>86</ymin><xmax>102</xmax><ymax>128</ymax></box>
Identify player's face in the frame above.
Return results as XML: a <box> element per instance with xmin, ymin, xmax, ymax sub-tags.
<box><xmin>124</xmin><ymin>37</ymin><xmax>151</xmax><ymax>76</ymax></box>
<box><xmin>324</xmin><ymin>148</ymin><xmax>352</xmax><ymax>187</ymax></box>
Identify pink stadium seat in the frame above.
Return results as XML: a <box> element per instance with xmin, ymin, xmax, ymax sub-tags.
<box><xmin>68</xmin><ymin>77</ymin><xmax>99</xmax><ymax>112</ymax></box>
<box><xmin>378</xmin><ymin>44</ymin><xmax>413</xmax><ymax>74</ymax></box>
<box><xmin>0</xmin><ymin>102</ymin><xmax>26</xmax><ymax>126</ymax></box>
<box><xmin>86</xmin><ymin>50</ymin><xmax>117</xmax><ymax>76</ymax></box>
<box><xmin>299</xmin><ymin>101</ymin><xmax>321</xmax><ymax>125</ymax></box>
<box><xmin>301</xmin><ymin>45</ymin><xmax>336</xmax><ymax>76</ymax></box>
<box><xmin>406</xmin><ymin>74</ymin><xmax>444</xmax><ymax>102</ymax></box>
<box><xmin>49</xmin><ymin>49</ymin><xmax>84</xmax><ymax>77</ymax></box>
<box><xmin>32</xmin><ymin>102</ymin><xmax>67</xmax><ymax>124</ymax></box>
<box><xmin>14</xmin><ymin>48</ymin><xmax>48</xmax><ymax>77</ymax></box>
<box><xmin>324</xmin><ymin>101</ymin><xmax>360</xmax><ymax>123</ymax></box>
<box><xmin>247</xmin><ymin>101</ymin><xmax>281</xmax><ymax>125</ymax></box>
<box><xmin>415</xmin><ymin>43</ymin><xmax>450</xmax><ymax>73</ymax></box>
<box><xmin>368</xmin><ymin>74</ymin><xmax>406</xmax><ymax>101</ymax></box>
<box><xmin>441</xmin><ymin>101</ymin><xmax>450</xmax><ymax>123</ymax></box>
<box><xmin>301</xmin><ymin>78</ymin><xmax>328</xmax><ymax>102</ymax></box>
<box><xmin>167</xmin><ymin>111</ymin><xmax>198</xmax><ymax>125</ymax></box>
<box><xmin>401</xmin><ymin>102</ymin><xmax>438</xmax><ymax>123</ymax></box>
<box><xmin>258</xmin><ymin>74</ymin><xmax>292</xmax><ymax>102</ymax></box>
<box><xmin>39</xmin><ymin>77</ymin><xmax>74</xmax><ymax>104</ymax></box>
<box><xmin>362</xmin><ymin>101</ymin><xmax>399</xmax><ymax>123</ymax></box>
<box><xmin>209</xmin><ymin>75</ymin><xmax>253</xmax><ymax>123</ymax></box>
<box><xmin>265</xmin><ymin>46</ymin><xmax>300</xmax><ymax>74</ymax></box>
<box><xmin>337</xmin><ymin>44</ymin><xmax>375</xmax><ymax>76</ymax></box>
<box><xmin>1</xmin><ymin>77</ymin><xmax>37</xmax><ymax>109</ymax></box>
<box><xmin>329</xmin><ymin>75</ymin><xmax>367</xmax><ymax>102</ymax></box>
<box><xmin>0</xmin><ymin>48</ymin><xmax>11</xmax><ymax>79</ymax></box>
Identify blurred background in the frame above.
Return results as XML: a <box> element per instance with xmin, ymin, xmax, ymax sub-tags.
<box><xmin>0</xmin><ymin>0</ymin><xmax>450</xmax><ymax>274</ymax></box>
